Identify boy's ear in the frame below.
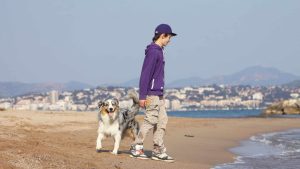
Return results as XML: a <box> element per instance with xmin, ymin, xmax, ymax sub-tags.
<box><xmin>161</xmin><ymin>33</ymin><xmax>171</xmax><ymax>39</ymax></box>
<box><xmin>160</xmin><ymin>33</ymin><xmax>166</xmax><ymax>39</ymax></box>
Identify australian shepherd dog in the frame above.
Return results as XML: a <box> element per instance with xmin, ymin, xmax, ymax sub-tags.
<box><xmin>96</xmin><ymin>89</ymin><xmax>140</xmax><ymax>155</ymax></box>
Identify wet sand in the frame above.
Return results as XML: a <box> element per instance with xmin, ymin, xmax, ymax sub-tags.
<box><xmin>1</xmin><ymin>110</ymin><xmax>300</xmax><ymax>169</ymax></box>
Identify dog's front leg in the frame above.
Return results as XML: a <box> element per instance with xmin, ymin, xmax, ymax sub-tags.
<box><xmin>96</xmin><ymin>132</ymin><xmax>104</xmax><ymax>152</ymax></box>
<box><xmin>112</xmin><ymin>132</ymin><xmax>121</xmax><ymax>155</ymax></box>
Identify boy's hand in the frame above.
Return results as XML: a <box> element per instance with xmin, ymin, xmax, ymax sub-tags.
<box><xmin>139</xmin><ymin>100</ymin><xmax>146</xmax><ymax>108</ymax></box>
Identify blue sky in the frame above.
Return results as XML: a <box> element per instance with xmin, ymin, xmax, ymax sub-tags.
<box><xmin>1</xmin><ymin>0</ymin><xmax>299</xmax><ymax>85</ymax></box>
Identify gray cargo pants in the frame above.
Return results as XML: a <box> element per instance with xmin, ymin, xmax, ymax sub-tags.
<box><xmin>134</xmin><ymin>95</ymin><xmax>168</xmax><ymax>153</ymax></box>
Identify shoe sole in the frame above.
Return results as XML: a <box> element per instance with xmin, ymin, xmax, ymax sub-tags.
<box><xmin>151</xmin><ymin>157</ymin><xmax>175</xmax><ymax>163</ymax></box>
<box><xmin>129</xmin><ymin>155</ymin><xmax>149</xmax><ymax>160</ymax></box>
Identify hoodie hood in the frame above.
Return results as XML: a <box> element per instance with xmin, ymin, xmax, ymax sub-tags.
<box><xmin>145</xmin><ymin>43</ymin><xmax>162</xmax><ymax>55</ymax></box>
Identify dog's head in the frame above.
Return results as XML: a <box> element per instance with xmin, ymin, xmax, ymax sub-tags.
<box><xmin>98</xmin><ymin>98</ymin><xmax>119</xmax><ymax>120</ymax></box>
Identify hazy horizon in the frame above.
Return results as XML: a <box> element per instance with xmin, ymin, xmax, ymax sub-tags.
<box><xmin>1</xmin><ymin>0</ymin><xmax>300</xmax><ymax>85</ymax></box>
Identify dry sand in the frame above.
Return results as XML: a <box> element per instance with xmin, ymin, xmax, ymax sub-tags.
<box><xmin>1</xmin><ymin>110</ymin><xmax>300</xmax><ymax>169</ymax></box>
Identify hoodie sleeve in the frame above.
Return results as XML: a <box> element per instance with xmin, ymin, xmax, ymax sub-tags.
<box><xmin>139</xmin><ymin>50</ymin><xmax>158</xmax><ymax>100</ymax></box>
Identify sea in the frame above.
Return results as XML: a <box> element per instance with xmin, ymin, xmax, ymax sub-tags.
<box><xmin>166</xmin><ymin>109</ymin><xmax>262</xmax><ymax>118</ymax></box>
<box><xmin>139</xmin><ymin>109</ymin><xmax>264</xmax><ymax>118</ymax></box>
<box><xmin>213</xmin><ymin>129</ymin><xmax>300</xmax><ymax>169</ymax></box>
<box><xmin>139</xmin><ymin>110</ymin><xmax>300</xmax><ymax>169</ymax></box>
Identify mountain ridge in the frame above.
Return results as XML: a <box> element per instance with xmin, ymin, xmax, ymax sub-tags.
<box><xmin>1</xmin><ymin>66</ymin><xmax>299</xmax><ymax>97</ymax></box>
<box><xmin>0</xmin><ymin>81</ymin><xmax>93</xmax><ymax>98</ymax></box>
<box><xmin>169</xmin><ymin>66</ymin><xmax>300</xmax><ymax>87</ymax></box>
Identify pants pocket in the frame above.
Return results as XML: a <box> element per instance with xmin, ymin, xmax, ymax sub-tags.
<box><xmin>145</xmin><ymin>96</ymin><xmax>160</xmax><ymax>112</ymax></box>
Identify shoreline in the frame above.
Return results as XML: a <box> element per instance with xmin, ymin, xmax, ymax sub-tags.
<box><xmin>164</xmin><ymin>117</ymin><xmax>300</xmax><ymax>169</ymax></box>
<box><xmin>213</xmin><ymin>128</ymin><xmax>300</xmax><ymax>169</ymax></box>
<box><xmin>213</xmin><ymin>128</ymin><xmax>300</xmax><ymax>167</ymax></box>
<box><xmin>1</xmin><ymin>110</ymin><xmax>300</xmax><ymax>169</ymax></box>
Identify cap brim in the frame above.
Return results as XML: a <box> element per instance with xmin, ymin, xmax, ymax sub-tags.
<box><xmin>170</xmin><ymin>33</ymin><xmax>177</xmax><ymax>36</ymax></box>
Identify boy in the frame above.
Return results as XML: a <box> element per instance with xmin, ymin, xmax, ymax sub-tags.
<box><xmin>130</xmin><ymin>24</ymin><xmax>177</xmax><ymax>162</ymax></box>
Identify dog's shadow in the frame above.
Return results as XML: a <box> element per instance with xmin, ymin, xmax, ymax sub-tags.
<box><xmin>96</xmin><ymin>149</ymin><xmax>152</xmax><ymax>157</ymax></box>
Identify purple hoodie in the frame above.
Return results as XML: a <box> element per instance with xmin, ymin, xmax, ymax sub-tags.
<box><xmin>139</xmin><ymin>43</ymin><xmax>165</xmax><ymax>100</ymax></box>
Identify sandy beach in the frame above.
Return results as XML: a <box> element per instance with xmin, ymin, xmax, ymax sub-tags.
<box><xmin>1</xmin><ymin>110</ymin><xmax>300</xmax><ymax>169</ymax></box>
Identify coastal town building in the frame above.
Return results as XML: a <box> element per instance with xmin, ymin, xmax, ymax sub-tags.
<box><xmin>1</xmin><ymin>85</ymin><xmax>298</xmax><ymax>111</ymax></box>
<box><xmin>49</xmin><ymin>90</ymin><xmax>59</xmax><ymax>104</ymax></box>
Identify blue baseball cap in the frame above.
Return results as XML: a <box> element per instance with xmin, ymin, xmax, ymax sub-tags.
<box><xmin>154</xmin><ymin>24</ymin><xmax>177</xmax><ymax>36</ymax></box>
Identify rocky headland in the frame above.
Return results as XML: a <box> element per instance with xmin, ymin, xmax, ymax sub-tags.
<box><xmin>263</xmin><ymin>99</ymin><xmax>300</xmax><ymax>116</ymax></box>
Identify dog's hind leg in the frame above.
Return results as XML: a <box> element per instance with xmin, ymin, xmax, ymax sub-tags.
<box><xmin>132</xmin><ymin>121</ymin><xmax>140</xmax><ymax>139</ymax></box>
<box><xmin>112</xmin><ymin>132</ymin><xmax>121</xmax><ymax>155</ymax></box>
<box><xmin>96</xmin><ymin>132</ymin><xmax>104</xmax><ymax>152</ymax></box>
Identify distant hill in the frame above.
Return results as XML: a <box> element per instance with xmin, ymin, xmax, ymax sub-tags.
<box><xmin>96</xmin><ymin>78</ymin><xmax>139</xmax><ymax>88</ymax></box>
<box><xmin>167</xmin><ymin>77</ymin><xmax>206</xmax><ymax>88</ymax></box>
<box><xmin>112</xmin><ymin>66</ymin><xmax>300</xmax><ymax>88</ymax></box>
<box><xmin>0</xmin><ymin>81</ymin><xmax>93</xmax><ymax>98</ymax></box>
<box><xmin>168</xmin><ymin>66</ymin><xmax>300</xmax><ymax>87</ymax></box>
<box><xmin>1</xmin><ymin>66</ymin><xmax>299</xmax><ymax>98</ymax></box>
<box><xmin>118</xmin><ymin>78</ymin><xmax>139</xmax><ymax>87</ymax></box>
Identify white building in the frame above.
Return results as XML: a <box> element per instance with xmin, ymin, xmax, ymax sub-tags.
<box><xmin>171</xmin><ymin>100</ymin><xmax>181</xmax><ymax>110</ymax></box>
<box><xmin>30</xmin><ymin>104</ymin><xmax>38</xmax><ymax>111</ymax></box>
<box><xmin>77</xmin><ymin>104</ymin><xmax>87</xmax><ymax>111</ymax></box>
<box><xmin>253</xmin><ymin>92</ymin><xmax>263</xmax><ymax>100</ymax></box>
<box><xmin>198</xmin><ymin>87</ymin><xmax>215</xmax><ymax>94</ymax></box>
<box><xmin>291</xmin><ymin>93</ymin><xmax>299</xmax><ymax>99</ymax></box>
<box><xmin>0</xmin><ymin>102</ymin><xmax>12</xmax><ymax>109</ymax></box>
<box><xmin>49</xmin><ymin>90</ymin><xmax>59</xmax><ymax>104</ymax></box>
<box><xmin>14</xmin><ymin>99</ymin><xmax>31</xmax><ymax>110</ymax></box>
<box><xmin>64</xmin><ymin>96</ymin><xmax>72</xmax><ymax>103</ymax></box>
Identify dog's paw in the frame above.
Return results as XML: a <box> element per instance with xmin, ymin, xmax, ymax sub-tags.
<box><xmin>96</xmin><ymin>149</ymin><xmax>102</xmax><ymax>153</ymax></box>
<box><xmin>111</xmin><ymin>151</ymin><xmax>118</xmax><ymax>155</ymax></box>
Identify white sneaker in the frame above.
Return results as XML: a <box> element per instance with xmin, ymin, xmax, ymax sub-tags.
<box><xmin>129</xmin><ymin>144</ymin><xmax>148</xmax><ymax>159</ymax></box>
<box><xmin>151</xmin><ymin>152</ymin><xmax>175</xmax><ymax>163</ymax></box>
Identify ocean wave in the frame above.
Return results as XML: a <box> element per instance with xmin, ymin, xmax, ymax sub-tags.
<box><xmin>213</xmin><ymin>128</ymin><xmax>300</xmax><ymax>169</ymax></box>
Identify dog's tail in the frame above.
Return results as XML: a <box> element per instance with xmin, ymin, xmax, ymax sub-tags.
<box><xmin>127</xmin><ymin>89</ymin><xmax>139</xmax><ymax>116</ymax></box>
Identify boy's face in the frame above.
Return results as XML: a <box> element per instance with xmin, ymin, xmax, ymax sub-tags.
<box><xmin>161</xmin><ymin>34</ymin><xmax>172</xmax><ymax>47</ymax></box>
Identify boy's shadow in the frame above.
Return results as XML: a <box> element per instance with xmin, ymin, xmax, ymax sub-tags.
<box><xmin>97</xmin><ymin>149</ymin><xmax>152</xmax><ymax>157</ymax></box>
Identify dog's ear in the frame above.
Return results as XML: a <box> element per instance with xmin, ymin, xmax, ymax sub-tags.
<box><xmin>112</xmin><ymin>98</ymin><xmax>119</xmax><ymax>107</ymax></box>
<box><xmin>98</xmin><ymin>101</ymin><xmax>104</xmax><ymax>109</ymax></box>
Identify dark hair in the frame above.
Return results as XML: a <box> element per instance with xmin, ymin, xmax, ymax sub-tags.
<box><xmin>152</xmin><ymin>33</ymin><xmax>169</xmax><ymax>42</ymax></box>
